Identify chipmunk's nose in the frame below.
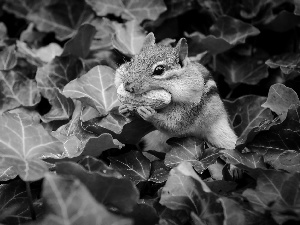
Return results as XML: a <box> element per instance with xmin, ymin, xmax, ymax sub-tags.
<box><xmin>124</xmin><ymin>82</ymin><xmax>135</xmax><ymax>93</ymax></box>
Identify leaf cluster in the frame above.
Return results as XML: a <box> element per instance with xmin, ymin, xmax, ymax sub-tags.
<box><xmin>0</xmin><ymin>0</ymin><xmax>300</xmax><ymax>225</ymax></box>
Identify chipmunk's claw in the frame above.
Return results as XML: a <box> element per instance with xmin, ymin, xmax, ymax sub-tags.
<box><xmin>137</xmin><ymin>106</ymin><xmax>156</xmax><ymax>121</ymax></box>
<box><xmin>119</xmin><ymin>105</ymin><xmax>134</xmax><ymax>117</ymax></box>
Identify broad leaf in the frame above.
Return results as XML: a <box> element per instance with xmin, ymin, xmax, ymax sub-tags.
<box><xmin>165</xmin><ymin>137</ymin><xmax>204</xmax><ymax>168</ymax></box>
<box><xmin>127</xmin><ymin>203</ymin><xmax>159</xmax><ymax>225</ymax></box>
<box><xmin>41</xmin><ymin>90</ymin><xmax>75</xmax><ymax>123</ymax></box>
<box><xmin>17</xmin><ymin>41</ymin><xmax>62</xmax><ymax>64</ymax></box>
<box><xmin>148</xmin><ymin>160</ymin><xmax>170</xmax><ymax>183</ymax></box>
<box><xmin>265</xmin><ymin>53</ymin><xmax>300</xmax><ymax>74</ymax></box>
<box><xmin>210</xmin><ymin>16</ymin><xmax>260</xmax><ymax>45</ymax></box>
<box><xmin>83</xmin><ymin>117</ymin><xmax>155</xmax><ymax>144</ymax></box>
<box><xmin>262</xmin><ymin>83</ymin><xmax>300</xmax><ymax>121</ymax></box>
<box><xmin>0</xmin><ymin>167</ymin><xmax>17</xmax><ymax>181</ymax></box>
<box><xmin>165</xmin><ymin>137</ymin><xmax>221</xmax><ymax>173</ymax></box>
<box><xmin>0</xmin><ymin>112</ymin><xmax>65</xmax><ymax>181</ymax></box>
<box><xmin>62</xmin><ymin>24</ymin><xmax>96</xmax><ymax>59</ymax></box>
<box><xmin>243</xmin><ymin>169</ymin><xmax>300</xmax><ymax>224</ymax></box>
<box><xmin>0</xmin><ymin>22</ymin><xmax>7</xmax><ymax>39</ymax></box>
<box><xmin>4</xmin><ymin>0</ymin><xmax>95</xmax><ymax>41</ymax></box>
<box><xmin>85</xmin><ymin>0</ymin><xmax>167</xmax><ymax>23</ymax></box>
<box><xmin>0</xmin><ymin>179</ymin><xmax>43</xmax><ymax>224</ymax></box>
<box><xmin>219</xmin><ymin>197</ymin><xmax>276</xmax><ymax>225</ymax></box>
<box><xmin>247</xmin><ymin>105</ymin><xmax>300</xmax><ymax>173</ymax></box>
<box><xmin>186</xmin><ymin>31</ymin><xmax>232</xmax><ymax>55</ymax></box>
<box><xmin>36</xmin><ymin>173</ymin><xmax>133</xmax><ymax>225</ymax></box>
<box><xmin>224</xmin><ymin>95</ymin><xmax>273</xmax><ymax>144</ymax></box>
<box><xmin>36</xmin><ymin>55</ymin><xmax>83</xmax><ymax>121</ymax></box>
<box><xmin>265</xmin><ymin>11</ymin><xmax>300</xmax><ymax>32</ymax></box>
<box><xmin>78</xmin><ymin>156</ymin><xmax>122</xmax><ymax>177</ymax></box>
<box><xmin>220</xmin><ymin>149</ymin><xmax>266</xmax><ymax>169</ymax></box>
<box><xmin>112</xmin><ymin>20</ymin><xmax>146</xmax><ymax>56</ymax></box>
<box><xmin>216</xmin><ymin>54</ymin><xmax>269</xmax><ymax>85</ymax></box>
<box><xmin>160</xmin><ymin>162</ymin><xmax>224</xmax><ymax>225</ymax></box>
<box><xmin>109</xmin><ymin>151</ymin><xmax>151</xmax><ymax>184</ymax></box>
<box><xmin>0</xmin><ymin>70</ymin><xmax>41</xmax><ymax>114</ymax></box>
<box><xmin>186</xmin><ymin>16</ymin><xmax>260</xmax><ymax>55</ymax></box>
<box><xmin>52</xmin><ymin>101</ymin><xmax>121</xmax><ymax>158</ymax></box>
<box><xmin>0</xmin><ymin>45</ymin><xmax>17</xmax><ymax>70</ymax></box>
<box><xmin>56</xmin><ymin>161</ymin><xmax>139</xmax><ymax>213</ymax></box>
<box><xmin>63</xmin><ymin>65</ymin><xmax>119</xmax><ymax>116</ymax></box>
<box><xmin>90</xmin><ymin>18</ymin><xmax>114</xmax><ymax>50</ymax></box>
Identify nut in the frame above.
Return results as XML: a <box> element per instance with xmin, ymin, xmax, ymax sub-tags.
<box><xmin>117</xmin><ymin>84</ymin><xmax>171</xmax><ymax>109</ymax></box>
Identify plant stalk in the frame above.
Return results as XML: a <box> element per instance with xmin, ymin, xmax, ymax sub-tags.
<box><xmin>25</xmin><ymin>181</ymin><xmax>36</xmax><ymax>221</ymax></box>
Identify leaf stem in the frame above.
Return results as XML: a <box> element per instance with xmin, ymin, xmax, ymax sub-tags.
<box><xmin>26</xmin><ymin>181</ymin><xmax>36</xmax><ymax>221</ymax></box>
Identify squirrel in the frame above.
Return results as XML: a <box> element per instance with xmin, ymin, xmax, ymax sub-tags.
<box><xmin>115</xmin><ymin>33</ymin><xmax>240</xmax><ymax>177</ymax></box>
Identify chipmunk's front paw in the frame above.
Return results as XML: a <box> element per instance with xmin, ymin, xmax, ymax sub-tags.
<box><xmin>137</xmin><ymin>106</ymin><xmax>156</xmax><ymax>121</ymax></box>
<box><xmin>119</xmin><ymin>104</ymin><xmax>134</xmax><ymax>117</ymax></box>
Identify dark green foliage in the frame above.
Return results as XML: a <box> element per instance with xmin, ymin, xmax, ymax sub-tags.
<box><xmin>0</xmin><ymin>0</ymin><xmax>300</xmax><ymax>224</ymax></box>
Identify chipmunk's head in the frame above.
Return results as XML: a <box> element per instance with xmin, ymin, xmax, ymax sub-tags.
<box><xmin>115</xmin><ymin>33</ymin><xmax>189</xmax><ymax>94</ymax></box>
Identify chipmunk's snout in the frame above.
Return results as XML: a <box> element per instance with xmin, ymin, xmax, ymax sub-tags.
<box><xmin>124</xmin><ymin>81</ymin><xmax>135</xmax><ymax>93</ymax></box>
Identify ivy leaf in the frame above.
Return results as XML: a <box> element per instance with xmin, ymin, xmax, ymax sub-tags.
<box><xmin>216</xmin><ymin>54</ymin><xmax>269</xmax><ymax>86</ymax></box>
<box><xmin>224</xmin><ymin>95</ymin><xmax>273</xmax><ymax>145</ymax></box>
<box><xmin>243</xmin><ymin>169</ymin><xmax>300</xmax><ymax>224</ymax></box>
<box><xmin>186</xmin><ymin>16</ymin><xmax>260</xmax><ymax>55</ymax></box>
<box><xmin>112</xmin><ymin>20</ymin><xmax>146</xmax><ymax>56</ymax></box>
<box><xmin>165</xmin><ymin>138</ymin><xmax>220</xmax><ymax>173</ymax></box>
<box><xmin>109</xmin><ymin>151</ymin><xmax>151</xmax><ymax>184</ymax></box>
<box><xmin>41</xmin><ymin>90</ymin><xmax>75</xmax><ymax>123</ymax></box>
<box><xmin>85</xmin><ymin>0</ymin><xmax>167</xmax><ymax>23</ymax></box>
<box><xmin>128</xmin><ymin>203</ymin><xmax>159</xmax><ymax>225</ymax></box>
<box><xmin>62</xmin><ymin>24</ymin><xmax>96</xmax><ymax>59</ymax></box>
<box><xmin>265</xmin><ymin>11</ymin><xmax>300</xmax><ymax>32</ymax></box>
<box><xmin>160</xmin><ymin>162</ymin><xmax>224</xmax><ymax>225</ymax></box>
<box><xmin>63</xmin><ymin>65</ymin><xmax>119</xmax><ymax>116</ymax></box>
<box><xmin>36</xmin><ymin>55</ymin><xmax>83</xmax><ymax>121</ymax></box>
<box><xmin>0</xmin><ymin>45</ymin><xmax>17</xmax><ymax>70</ymax></box>
<box><xmin>85</xmin><ymin>109</ymin><xmax>128</xmax><ymax>134</ymax></box>
<box><xmin>4</xmin><ymin>0</ymin><xmax>95</xmax><ymax>41</ymax></box>
<box><xmin>36</xmin><ymin>173</ymin><xmax>133</xmax><ymax>225</ymax></box>
<box><xmin>265</xmin><ymin>53</ymin><xmax>300</xmax><ymax>74</ymax></box>
<box><xmin>52</xmin><ymin>101</ymin><xmax>121</xmax><ymax>158</ymax></box>
<box><xmin>0</xmin><ymin>180</ymin><xmax>43</xmax><ymax>224</ymax></box>
<box><xmin>219</xmin><ymin>197</ymin><xmax>276</xmax><ymax>225</ymax></box>
<box><xmin>220</xmin><ymin>149</ymin><xmax>266</xmax><ymax>169</ymax></box>
<box><xmin>56</xmin><ymin>161</ymin><xmax>139</xmax><ymax>214</ymax></box>
<box><xmin>78</xmin><ymin>156</ymin><xmax>122</xmax><ymax>177</ymax></box>
<box><xmin>262</xmin><ymin>83</ymin><xmax>300</xmax><ymax>121</ymax></box>
<box><xmin>148</xmin><ymin>160</ymin><xmax>170</xmax><ymax>183</ymax></box>
<box><xmin>90</xmin><ymin>18</ymin><xmax>114</xmax><ymax>50</ymax></box>
<box><xmin>295</xmin><ymin>0</ymin><xmax>300</xmax><ymax>15</ymax></box>
<box><xmin>186</xmin><ymin>31</ymin><xmax>232</xmax><ymax>55</ymax></box>
<box><xmin>210</xmin><ymin>16</ymin><xmax>260</xmax><ymax>45</ymax></box>
<box><xmin>0</xmin><ymin>112</ymin><xmax>65</xmax><ymax>181</ymax></box>
<box><xmin>247</xmin><ymin>105</ymin><xmax>300</xmax><ymax>173</ymax></box>
<box><xmin>165</xmin><ymin>137</ymin><xmax>204</xmax><ymax>167</ymax></box>
<box><xmin>0</xmin><ymin>70</ymin><xmax>41</xmax><ymax>114</ymax></box>
<box><xmin>0</xmin><ymin>167</ymin><xmax>17</xmax><ymax>181</ymax></box>
<box><xmin>83</xmin><ymin>116</ymin><xmax>155</xmax><ymax>144</ymax></box>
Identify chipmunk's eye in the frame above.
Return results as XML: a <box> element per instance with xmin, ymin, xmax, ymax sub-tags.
<box><xmin>153</xmin><ymin>65</ymin><xmax>165</xmax><ymax>75</ymax></box>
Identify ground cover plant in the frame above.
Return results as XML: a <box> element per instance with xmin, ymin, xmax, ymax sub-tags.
<box><xmin>0</xmin><ymin>0</ymin><xmax>300</xmax><ymax>224</ymax></box>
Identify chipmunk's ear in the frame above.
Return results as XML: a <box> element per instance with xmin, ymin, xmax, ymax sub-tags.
<box><xmin>142</xmin><ymin>32</ymin><xmax>156</xmax><ymax>48</ymax></box>
<box><xmin>176</xmin><ymin>38</ymin><xmax>188</xmax><ymax>66</ymax></box>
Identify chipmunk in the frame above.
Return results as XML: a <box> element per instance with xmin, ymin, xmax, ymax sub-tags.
<box><xmin>115</xmin><ymin>33</ymin><xmax>240</xmax><ymax>177</ymax></box>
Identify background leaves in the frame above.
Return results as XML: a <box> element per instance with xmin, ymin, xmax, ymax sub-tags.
<box><xmin>0</xmin><ymin>0</ymin><xmax>300</xmax><ymax>224</ymax></box>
